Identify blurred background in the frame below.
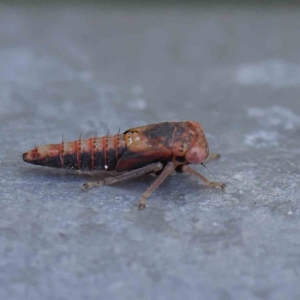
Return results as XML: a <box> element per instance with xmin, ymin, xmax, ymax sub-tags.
<box><xmin>1</xmin><ymin>1</ymin><xmax>300</xmax><ymax>300</ymax></box>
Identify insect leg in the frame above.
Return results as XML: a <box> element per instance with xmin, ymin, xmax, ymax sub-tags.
<box><xmin>182</xmin><ymin>165</ymin><xmax>226</xmax><ymax>190</ymax></box>
<box><xmin>139</xmin><ymin>162</ymin><xmax>175</xmax><ymax>210</ymax></box>
<box><xmin>82</xmin><ymin>162</ymin><xmax>163</xmax><ymax>190</ymax></box>
<box><xmin>205</xmin><ymin>153</ymin><xmax>221</xmax><ymax>162</ymax></box>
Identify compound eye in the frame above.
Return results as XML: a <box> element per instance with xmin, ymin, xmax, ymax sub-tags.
<box><xmin>185</xmin><ymin>146</ymin><xmax>207</xmax><ymax>164</ymax></box>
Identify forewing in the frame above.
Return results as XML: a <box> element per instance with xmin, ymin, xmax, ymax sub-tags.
<box><xmin>123</xmin><ymin>123</ymin><xmax>163</xmax><ymax>134</ymax></box>
<box><xmin>116</xmin><ymin>139</ymin><xmax>172</xmax><ymax>172</ymax></box>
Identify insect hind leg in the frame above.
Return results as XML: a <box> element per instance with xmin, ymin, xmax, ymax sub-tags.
<box><xmin>82</xmin><ymin>162</ymin><xmax>163</xmax><ymax>190</ymax></box>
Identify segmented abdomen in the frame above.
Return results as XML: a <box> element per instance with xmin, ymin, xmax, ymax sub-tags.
<box><xmin>22</xmin><ymin>135</ymin><xmax>127</xmax><ymax>171</ymax></box>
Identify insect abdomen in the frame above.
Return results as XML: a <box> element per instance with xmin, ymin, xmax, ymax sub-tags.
<box><xmin>22</xmin><ymin>135</ymin><xmax>127</xmax><ymax>171</ymax></box>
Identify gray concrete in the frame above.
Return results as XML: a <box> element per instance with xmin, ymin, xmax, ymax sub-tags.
<box><xmin>1</xmin><ymin>4</ymin><xmax>300</xmax><ymax>300</ymax></box>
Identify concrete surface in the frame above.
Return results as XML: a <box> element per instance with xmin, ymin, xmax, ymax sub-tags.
<box><xmin>1</xmin><ymin>3</ymin><xmax>300</xmax><ymax>300</ymax></box>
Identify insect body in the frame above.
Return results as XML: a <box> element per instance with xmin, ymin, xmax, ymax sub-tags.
<box><xmin>23</xmin><ymin>121</ymin><xmax>225</xmax><ymax>209</ymax></box>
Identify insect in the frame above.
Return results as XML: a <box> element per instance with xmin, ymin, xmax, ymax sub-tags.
<box><xmin>22</xmin><ymin>121</ymin><xmax>225</xmax><ymax>209</ymax></box>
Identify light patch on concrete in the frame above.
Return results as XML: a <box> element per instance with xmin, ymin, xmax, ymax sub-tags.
<box><xmin>247</xmin><ymin>105</ymin><xmax>300</xmax><ymax>130</ymax></box>
<box><xmin>127</xmin><ymin>98</ymin><xmax>147</xmax><ymax>110</ymax></box>
<box><xmin>131</xmin><ymin>85</ymin><xmax>144</xmax><ymax>95</ymax></box>
<box><xmin>235</xmin><ymin>60</ymin><xmax>300</xmax><ymax>88</ymax></box>
<box><xmin>244</xmin><ymin>130</ymin><xmax>279</xmax><ymax>148</ymax></box>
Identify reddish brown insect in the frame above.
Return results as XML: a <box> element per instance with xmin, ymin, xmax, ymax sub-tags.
<box><xmin>23</xmin><ymin>121</ymin><xmax>225</xmax><ymax>209</ymax></box>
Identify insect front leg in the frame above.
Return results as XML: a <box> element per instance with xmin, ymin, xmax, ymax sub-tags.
<box><xmin>204</xmin><ymin>153</ymin><xmax>221</xmax><ymax>162</ymax></box>
<box><xmin>182</xmin><ymin>165</ymin><xmax>226</xmax><ymax>190</ymax></box>
<box><xmin>82</xmin><ymin>162</ymin><xmax>163</xmax><ymax>190</ymax></box>
<box><xmin>139</xmin><ymin>162</ymin><xmax>175</xmax><ymax>210</ymax></box>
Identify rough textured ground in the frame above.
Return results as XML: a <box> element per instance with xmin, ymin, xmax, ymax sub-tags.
<box><xmin>1</xmin><ymin>4</ymin><xmax>300</xmax><ymax>300</ymax></box>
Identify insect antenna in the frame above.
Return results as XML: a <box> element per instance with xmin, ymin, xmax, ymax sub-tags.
<box><xmin>201</xmin><ymin>162</ymin><xmax>219</xmax><ymax>180</ymax></box>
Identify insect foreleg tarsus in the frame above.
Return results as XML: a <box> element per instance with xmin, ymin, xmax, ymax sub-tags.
<box><xmin>82</xmin><ymin>162</ymin><xmax>163</xmax><ymax>190</ymax></box>
<box><xmin>182</xmin><ymin>165</ymin><xmax>226</xmax><ymax>190</ymax></box>
<box><xmin>139</xmin><ymin>162</ymin><xmax>175</xmax><ymax>210</ymax></box>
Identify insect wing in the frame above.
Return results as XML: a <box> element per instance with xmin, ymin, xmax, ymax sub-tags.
<box><xmin>116</xmin><ymin>139</ymin><xmax>172</xmax><ymax>172</ymax></box>
<box><xmin>123</xmin><ymin>123</ymin><xmax>160</xmax><ymax>134</ymax></box>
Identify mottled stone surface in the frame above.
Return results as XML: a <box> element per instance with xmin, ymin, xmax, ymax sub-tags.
<box><xmin>1</xmin><ymin>4</ymin><xmax>300</xmax><ymax>300</ymax></box>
